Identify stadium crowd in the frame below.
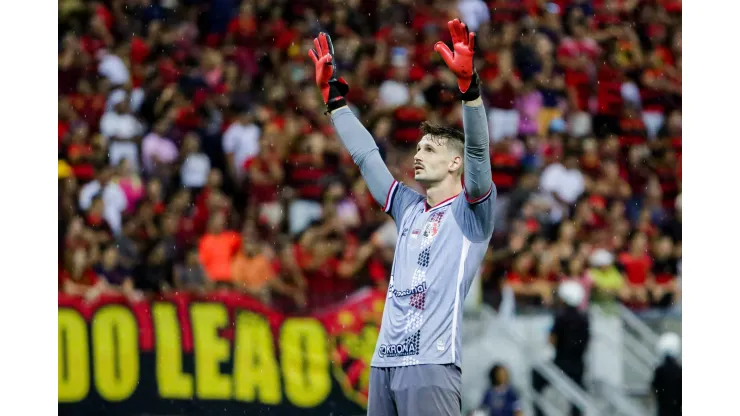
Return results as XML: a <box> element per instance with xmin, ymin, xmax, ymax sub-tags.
<box><xmin>58</xmin><ymin>0</ymin><xmax>682</xmax><ymax>314</ymax></box>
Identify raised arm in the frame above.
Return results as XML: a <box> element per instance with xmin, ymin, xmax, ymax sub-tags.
<box><xmin>434</xmin><ymin>19</ymin><xmax>493</xmax><ymax>201</ymax></box>
<box><xmin>435</xmin><ymin>19</ymin><xmax>497</xmax><ymax>240</ymax></box>
<box><xmin>309</xmin><ymin>32</ymin><xmax>400</xmax><ymax>207</ymax></box>
<box><xmin>462</xmin><ymin>98</ymin><xmax>493</xmax><ymax>200</ymax></box>
<box><xmin>330</xmin><ymin>107</ymin><xmax>395</xmax><ymax>206</ymax></box>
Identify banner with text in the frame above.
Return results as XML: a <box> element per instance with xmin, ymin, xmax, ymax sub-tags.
<box><xmin>58</xmin><ymin>289</ymin><xmax>385</xmax><ymax>416</ymax></box>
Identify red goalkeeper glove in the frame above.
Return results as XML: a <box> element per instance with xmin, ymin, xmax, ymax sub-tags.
<box><xmin>434</xmin><ymin>19</ymin><xmax>481</xmax><ymax>101</ymax></box>
<box><xmin>308</xmin><ymin>32</ymin><xmax>350</xmax><ymax>112</ymax></box>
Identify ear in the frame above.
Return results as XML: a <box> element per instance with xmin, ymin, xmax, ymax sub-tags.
<box><xmin>449</xmin><ymin>155</ymin><xmax>463</xmax><ymax>174</ymax></box>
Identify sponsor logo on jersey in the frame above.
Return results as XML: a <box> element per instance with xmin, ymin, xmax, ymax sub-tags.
<box><xmin>378</xmin><ymin>331</ymin><xmax>421</xmax><ymax>358</ymax></box>
<box><xmin>386</xmin><ymin>282</ymin><xmax>427</xmax><ymax>298</ymax></box>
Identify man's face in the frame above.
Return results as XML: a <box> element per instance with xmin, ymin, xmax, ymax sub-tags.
<box><xmin>392</xmin><ymin>65</ymin><xmax>409</xmax><ymax>82</ymax></box>
<box><xmin>413</xmin><ymin>135</ymin><xmax>461</xmax><ymax>186</ymax></box>
<box><xmin>564</xmin><ymin>156</ymin><xmax>579</xmax><ymax>170</ymax></box>
<box><xmin>103</xmin><ymin>248</ymin><xmax>118</xmax><ymax>266</ymax></box>
<box><xmin>98</xmin><ymin>168</ymin><xmax>113</xmax><ymax>184</ymax></box>
<box><xmin>208</xmin><ymin>169</ymin><xmax>223</xmax><ymax>188</ymax></box>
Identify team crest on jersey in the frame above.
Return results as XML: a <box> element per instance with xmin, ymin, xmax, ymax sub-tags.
<box><xmin>422</xmin><ymin>210</ymin><xmax>446</xmax><ymax>242</ymax></box>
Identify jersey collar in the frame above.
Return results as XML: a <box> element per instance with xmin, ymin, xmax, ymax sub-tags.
<box><xmin>424</xmin><ymin>193</ymin><xmax>459</xmax><ymax>212</ymax></box>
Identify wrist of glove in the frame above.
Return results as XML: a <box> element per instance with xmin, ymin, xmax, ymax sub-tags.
<box><xmin>324</xmin><ymin>78</ymin><xmax>350</xmax><ymax>112</ymax></box>
<box><xmin>459</xmin><ymin>71</ymin><xmax>481</xmax><ymax>101</ymax></box>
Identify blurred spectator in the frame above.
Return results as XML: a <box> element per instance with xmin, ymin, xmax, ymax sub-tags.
<box><xmin>106</xmin><ymin>81</ymin><xmax>145</xmax><ymax>114</ymax></box>
<box><xmin>588</xmin><ymin>249</ymin><xmax>625</xmax><ymax>304</ymax></box>
<box><xmin>515</xmin><ymin>81</ymin><xmax>543</xmax><ymax>137</ymax></box>
<box><xmin>650</xmin><ymin>236</ymin><xmax>680</xmax><ymax>309</ymax></box>
<box><xmin>558</xmin><ymin>17</ymin><xmax>598</xmax><ymax>138</ymax></box>
<box><xmin>479</xmin><ymin>363</ymin><xmax>522</xmax><ymax>416</ymax></box>
<box><xmin>116</xmin><ymin>218</ymin><xmax>140</xmax><ymax>272</ymax></box>
<box><xmin>99</xmin><ymin>99</ymin><xmax>144</xmax><ymax>170</ymax></box>
<box><xmin>138</xmin><ymin>242</ymin><xmax>174</xmax><ymax>293</ymax></box>
<box><xmin>286</xmin><ymin>133</ymin><xmax>330</xmax><ymax>235</ymax></box>
<box><xmin>60</xmin><ymin>247</ymin><xmax>107</xmax><ymax>302</ymax></box>
<box><xmin>506</xmin><ymin>251</ymin><xmax>552</xmax><ymax>308</ymax></box>
<box><xmin>458</xmin><ymin>0</ymin><xmax>490</xmax><ymax>32</ymax></box>
<box><xmin>231</xmin><ymin>237</ymin><xmax>305</xmax><ymax>307</ymax></box>
<box><xmin>486</xmin><ymin>49</ymin><xmax>521</xmax><ymax>142</ymax></box>
<box><xmin>379</xmin><ymin>56</ymin><xmax>425</xmax><ymax>107</ymax></box>
<box><xmin>246</xmin><ymin>125</ymin><xmax>285</xmax><ymax>229</ymax></box>
<box><xmin>142</xmin><ymin>120</ymin><xmax>179</xmax><ymax>176</ymax></box>
<box><xmin>617</xmin><ymin>233</ymin><xmax>652</xmax><ymax>308</ymax></box>
<box><xmin>222</xmin><ymin>109</ymin><xmax>260</xmax><ymax>183</ymax></box>
<box><xmin>97</xmin><ymin>47</ymin><xmax>129</xmax><ymax>87</ymax></box>
<box><xmin>540</xmin><ymin>152</ymin><xmax>585</xmax><ymax>223</ymax></box>
<box><xmin>198</xmin><ymin>212</ymin><xmax>240</xmax><ymax>285</ymax></box>
<box><xmin>651</xmin><ymin>333</ymin><xmax>681</xmax><ymax>416</ymax></box>
<box><xmin>117</xmin><ymin>160</ymin><xmax>145</xmax><ymax>213</ymax></box>
<box><xmin>78</xmin><ymin>166</ymin><xmax>127</xmax><ymax>235</ymax></box>
<box><xmin>94</xmin><ymin>245</ymin><xmax>142</xmax><ymax>302</ymax></box>
<box><xmin>174</xmin><ymin>248</ymin><xmax>210</xmax><ymax>292</ymax></box>
<box><xmin>180</xmin><ymin>133</ymin><xmax>211</xmax><ymax>190</ymax></box>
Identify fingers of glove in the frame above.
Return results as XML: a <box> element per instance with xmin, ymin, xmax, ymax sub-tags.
<box><xmin>468</xmin><ymin>32</ymin><xmax>476</xmax><ymax>52</ymax></box>
<box><xmin>447</xmin><ymin>20</ymin><xmax>459</xmax><ymax>43</ymax></box>
<box><xmin>434</xmin><ymin>42</ymin><xmax>455</xmax><ymax>68</ymax></box>
<box><xmin>460</xmin><ymin>22</ymin><xmax>470</xmax><ymax>46</ymax></box>
<box><xmin>324</xmin><ymin>32</ymin><xmax>335</xmax><ymax>55</ymax></box>
<box><xmin>319</xmin><ymin>32</ymin><xmax>331</xmax><ymax>57</ymax></box>
<box><xmin>314</xmin><ymin>37</ymin><xmax>324</xmax><ymax>57</ymax></box>
<box><xmin>453</xmin><ymin>19</ymin><xmax>465</xmax><ymax>43</ymax></box>
<box><xmin>309</xmin><ymin>49</ymin><xmax>319</xmax><ymax>65</ymax></box>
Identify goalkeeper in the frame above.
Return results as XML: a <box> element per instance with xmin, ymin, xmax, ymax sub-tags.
<box><xmin>308</xmin><ymin>19</ymin><xmax>497</xmax><ymax>416</ymax></box>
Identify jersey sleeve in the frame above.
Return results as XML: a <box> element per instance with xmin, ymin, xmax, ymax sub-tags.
<box><xmin>330</xmin><ymin>106</ymin><xmax>424</xmax><ymax>226</ymax></box>
<box><xmin>452</xmin><ymin>185</ymin><xmax>496</xmax><ymax>242</ymax></box>
<box><xmin>383</xmin><ymin>180</ymin><xmax>425</xmax><ymax>228</ymax></box>
<box><xmin>451</xmin><ymin>98</ymin><xmax>497</xmax><ymax>242</ymax></box>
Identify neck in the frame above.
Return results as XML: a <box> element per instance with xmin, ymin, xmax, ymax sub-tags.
<box><xmin>424</xmin><ymin>176</ymin><xmax>462</xmax><ymax>208</ymax></box>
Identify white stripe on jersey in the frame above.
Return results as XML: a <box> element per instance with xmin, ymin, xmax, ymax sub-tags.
<box><xmin>384</xmin><ymin>180</ymin><xmax>399</xmax><ymax>213</ymax></box>
<box><xmin>450</xmin><ymin>236</ymin><xmax>471</xmax><ymax>363</ymax></box>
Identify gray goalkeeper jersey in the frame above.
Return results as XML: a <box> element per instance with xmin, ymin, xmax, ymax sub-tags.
<box><xmin>330</xmin><ymin>102</ymin><xmax>496</xmax><ymax>369</ymax></box>
<box><xmin>373</xmin><ymin>180</ymin><xmax>495</xmax><ymax>368</ymax></box>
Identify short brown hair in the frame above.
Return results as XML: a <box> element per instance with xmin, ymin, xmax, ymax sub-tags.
<box><xmin>419</xmin><ymin>121</ymin><xmax>465</xmax><ymax>156</ymax></box>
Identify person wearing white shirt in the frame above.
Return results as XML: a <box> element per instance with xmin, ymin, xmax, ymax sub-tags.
<box><xmin>97</xmin><ymin>48</ymin><xmax>130</xmax><ymax>87</ymax></box>
<box><xmin>222</xmin><ymin>112</ymin><xmax>260</xmax><ymax>182</ymax></box>
<box><xmin>539</xmin><ymin>154</ymin><xmax>585</xmax><ymax>222</ymax></box>
<box><xmin>457</xmin><ymin>0</ymin><xmax>490</xmax><ymax>32</ymax></box>
<box><xmin>106</xmin><ymin>84</ymin><xmax>145</xmax><ymax>113</ymax></box>
<box><xmin>100</xmin><ymin>100</ymin><xmax>144</xmax><ymax>171</ymax></box>
<box><xmin>180</xmin><ymin>133</ymin><xmax>211</xmax><ymax>189</ymax></box>
<box><xmin>378</xmin><ymin>64</ymin><xmax>426</xmax><ymax>107</ymax></box>
<box><xmin>142</xmin><ymin>121</ymin><xmax>179</xmax><ymax>175</ymax></box>
<box><xmin>78</xmin><ymin>167</ymin><xmax>128</xmax><ymax>235</ymax></box>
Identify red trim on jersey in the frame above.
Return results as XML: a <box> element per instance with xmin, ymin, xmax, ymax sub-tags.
<box><xmin>383</xmin><ymin>180</ymin><xmax>398</xmax><ymax>212</ymax></box>
<box><xmin>425</xmin><ymin>193</ymin><xmax>460</xmax><ymax>212</ymax></box>
<box><xmin>464</xmin><ymin>183</ymin><xmax>494</xmax><ymax>205</ymax></box>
